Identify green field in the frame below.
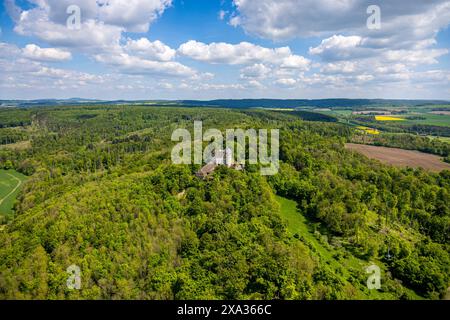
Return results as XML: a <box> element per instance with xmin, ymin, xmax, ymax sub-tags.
<box><xmin>402</xmin><ymin>113</ymin><xmax>450</xmax><ymax>127</ymax></box>
<box><xmin>276</xmin><ymin>195</ymin><xmax>422</xmax><ymax>300</ymax></box>
<box><xmin>317</xmin><ymin>109</ymin><xmax>354</xmax><ymax>117</ymax></box>
<box><xmin>0</xmin><ymin>169</ymin><xmax>27</xmax><ymax>220</ymax></box>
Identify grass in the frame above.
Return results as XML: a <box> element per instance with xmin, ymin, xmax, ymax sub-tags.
<box><xmin>0</xmin><ymin>169</ymin><xmax>27</xmax><ymax>220</ymax></box>
<box><xmin>276</xmin><ymin>195</ymin><xmax>422</xmax><ymax>300</ymax></box>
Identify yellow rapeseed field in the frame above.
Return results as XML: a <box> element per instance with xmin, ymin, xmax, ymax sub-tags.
<box><xmin>356</xmin><ymin>126</ymin><xmax>380</xmax><ymax>135</ymax></box>
<box><xmin>375</xmin><ymin>115</ymin><xmax>405</xmax><ymax>121</ymax></box>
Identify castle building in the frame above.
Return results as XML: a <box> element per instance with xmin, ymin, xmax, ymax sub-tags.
<box><xmin>196</xmin><ymin>148</ymin><xmax>243</xmax><ymax>179</ymax></box>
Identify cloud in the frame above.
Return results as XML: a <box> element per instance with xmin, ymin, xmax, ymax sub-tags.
<box><xmin>309</xmin><ymin>35</ymin><xmax>449</xmax><ymax>64</ymax></box>
<box><xmin>383</xmin><ymin>49</ymin><xmax>449</xmax><ymax>65</ymax></box>
<box><xmin>218</xmin><ymin>10</ymin><xmax>227</xmax><ymax>20</ymax></box>
<box><xmin>158</xmin><ymin>82</ymin><xmax>174</xmax><ymax>89</ymax></box>
<box><xmin>0</xmin><ymin>42</ymin><xmax>21</xmax><ymax>58</ymax></box>
<box><xmin>22</xmin><ymin>44</ymin><xmax>72</xmax><ymax>62</ymax></box>
<box><xmin>280</xmin><ymin>55</ymin><xmax>311</xmax><ymax>69</ymax></box>
<box><xmin>0</xmin><ymin>42</ymin><xmax>105</xmax><ymax>95</ymax></box>
<box><xmin>94</xmin><ymin>52</ymin><xmax>195</xmax><ymax>77</ymax></box>
<box><xmin>228</xmin><ymin>14</ymin><xmax>241</xmax><ymax>28</ymax></box>
<box><xmin>15</xmin><ymin>0</ymin><xmax>172</xmax><ymax>32</ymax></box>
<box><xmin>4</xmin><ymin>0</ymin><xmax>22</xmax><ymax>22</ymax></box>
<box><xmin>178</xmin><ymin>40</ymin><xmax>310</xmax><ymax>70</ymax></box>
<box><xmin>2</xmin><ymin>0</ymin><xmax>450</xmax><ymax>99</ymax></box>
<box><xmin>124</xmin><ymin>38</ymin><xmax>176</xmax><ymax>61</ymax></box>
<box><xmin>231</xmin><ymin>0</ymin><xmax>450</xmax><ymax>42</ymax></box>
<box><xmin>15</xmin><ymin>12</ymin><xmax>123</xmax><ymax>50</ymax></box>
<box><xmin>199</xmin><ymin>83</ymin><xmax>245</xmax><ymax>90</ymax></box>
<box><xmin>320</xmin><ymin>61</ymin><xmax>358</xmax><ymax>74</ymax></box>
<box><xmin>30</xmin><ymin>66</ymin><xmax>102</xmax><ymax>83</ymax></box>
<box><xmin>0</xmin><ymin>42</ymin><xmax>191</xmax><ymax>99</ymax></box>
<box><xmin>246</xmin><ymin>79</ymin><xmax>265</xmax><ymax>89</ymax></box>
<box><xmin>240</xmin><ymin>63</ymin><xmax>271</xmax><ymax>79</ymax></box>
<box><xmin>6</xmin><ymin>1</ymin><xmax>197</xmax><ymax>78</ymax></box>
<box><xmin>275</xmin><ymin>78</ymin><xmax>297</xmax><ymax>87</ymax></box>
<box><xmin>95</xmin><ymin>0</ymin><xmax>172</xmax><ymax>33</ymax></box>
<box><xmin>231</xmin><ymin>0</ymin><xmax>450</xmax><ymax>98</ymax></box>
<box><xmin>309</xmin><ymin>35</ymin><xmax>369</xmax><ymax>61</ymax></box>
<box><xmin>8</xmin><ymin>0</ymin><xmax>173</xmax><ymax>50</ymax></box>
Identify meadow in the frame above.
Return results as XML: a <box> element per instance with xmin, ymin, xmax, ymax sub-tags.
<box><xmin>0</xmin><ymin>169</ymin><xmax>27</xmax><ymax>221</ymax></box>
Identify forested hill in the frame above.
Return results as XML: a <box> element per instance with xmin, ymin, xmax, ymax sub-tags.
<box><xmin>181</xmin><ymin>99</ymin><xmax>450</xmax><ymax>108</ymax></box>
<box><xmin>0</xmin><ymin>106</ymin><xmax>448</xmax><ymax>299</ymax></box>
<box><xmin>2</xmin><ymin>98</ymin><xmax>449</xmax><ymax>109</ymax></box>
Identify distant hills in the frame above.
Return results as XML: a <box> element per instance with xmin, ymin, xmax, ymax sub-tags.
<box><xmin>179</xmin><ymin>99</ymin><xmax>450</xmax><ymax>108</ymax></box>
<box><xmin>1</xmin><ymin>98</ymin><xmax>449</xmax><ymax>109</ymax></box>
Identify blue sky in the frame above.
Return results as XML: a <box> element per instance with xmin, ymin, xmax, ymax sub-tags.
<box><xmin>1</xmin><ymin>0</ymin><xmax>450</xmax><ymax>100</ymax></box>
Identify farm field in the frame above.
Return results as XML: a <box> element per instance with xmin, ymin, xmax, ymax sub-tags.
<box><xmin>345</xmin><ymin>143</ymin><xmax>450</xmax><ymax>172</ymax></box>
<box><xmin>403</xmin><ymin>113</ymin><xmax>450</xmax><ymax>127</ymax></box>
<box><xmin>308</xmin><ymin>108</ymin><xmax>354</xmax><ymax>117</ymax></box>
<box><xmin>375</xmin><ymin>116</ymin><xmax>405</xmax><ymax>121</ymax></box>
<box><xmin>356</xmin><ymin>126</ymin><xmax>380</xmax><ymax>135</ymax></box>
<box><xmin>303</xmin><ymin>106</ymin><xmax>450</xmax><ymax>130</ymax></box>
<box><xmin>0</xmin><ymin>169</ymin><xmax>27</xmax><ymax>220</ymax></box>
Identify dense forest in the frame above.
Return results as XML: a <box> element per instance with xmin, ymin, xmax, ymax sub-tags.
<box><xmin>0</xmin><ymin>106</ymin><xmax>448</xmax><ymax>299</ymax></box>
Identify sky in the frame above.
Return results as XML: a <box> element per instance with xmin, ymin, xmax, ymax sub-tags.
<box><xmin>0</xmin><ymin>0</ymin><xmax>450</xmax><ymax>100</ymax></box>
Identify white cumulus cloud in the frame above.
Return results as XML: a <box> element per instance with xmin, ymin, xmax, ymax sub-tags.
<box><xmin>22</xmin><ymin>44</ymin><xmax>72</xmax><ymax>62</ymax></box>
<box><xmin>124</xmin><ymin>38</ymin><xmax>176</xmax><ymax>61</ymax></box>
<box><xmin>178</xmin><ymin>40</ymin><xmax>310</xmax><ymax>70</ymax></box>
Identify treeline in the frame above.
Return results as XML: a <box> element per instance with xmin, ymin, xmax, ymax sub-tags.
<box><xmin>400</xmin><ymin>124</ymin><xmax>450</xmax><ymax>137</ymax></box>
<box><xmin>284</xmin><ymin>111</ymin><xmax>338</xmax><ymax>123</ymax></box>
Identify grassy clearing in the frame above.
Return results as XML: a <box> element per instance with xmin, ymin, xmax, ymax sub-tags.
<box><xmin>0</xmin><ymin>169</ymin><xmax>27</xmax><ymax>220</ymax></box>
<box><xmin>0</xmin><ymin>140</ymin><xmax>31</xmax><ymax>151</ymax></box>
<box><xmin>276</xmin><ymin>195</ymin><xmax>422</xmax><ymax>300</ymax></box>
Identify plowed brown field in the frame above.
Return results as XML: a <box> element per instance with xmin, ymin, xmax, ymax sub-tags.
<box><xmin>345</xmin><ymin>143</ymin><xmax>450</xmax><ymax>172</ymax></box>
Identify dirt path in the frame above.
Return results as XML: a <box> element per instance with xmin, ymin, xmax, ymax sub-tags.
<box><xmin>0</xmin><ymin>173</ymin><xmax>22</xmax><ymax>206</ymax></box>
